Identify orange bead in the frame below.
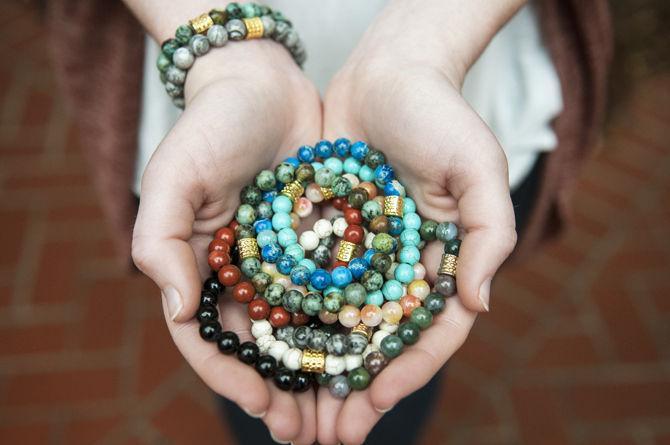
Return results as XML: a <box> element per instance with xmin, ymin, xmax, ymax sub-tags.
<box><xmin>407</xmin><ymin>279</ymin><xmax>430</xmax><ymax>300</ymax></box>
<box><xmin>358</xmin><ymin>182</ymin><xmax>378</xmax><ymax>199</ymax></box>
<box><xmin>360</xmin><ymin>304</ymin><xmax>383</xmax><ymax>327</ymax></box>
<box><xmin>207</xmin><ymin>250</ymin><xmax>230</xmax><ymax>271</ymax></box>
<box><xmin>400</xmin><ymin>294</ymin><xmax>421</xmax><ymax>317</ymax></box>
<box><xmin>381</xmin><ymin>301</ymin><xmax>403</xmax><ymax>324</ymax></box>
<box><xmin>214</xmin><ymin>227</ymin><xmax>235</xmax><ymax>245</ymax></box>
<box><xmin>218</xmin><ymin>264</ymin><xmax>241</xmax><ymax>287</ymax></box>
<box><xmin>232</xmin><ymin>281</ymin><xmax>255</xmax><ymax>303</ymax></box>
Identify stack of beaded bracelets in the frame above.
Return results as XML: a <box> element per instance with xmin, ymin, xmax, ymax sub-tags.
<box><xmin>156</xmin><ymin>2</ymin><xmax>305</xmax><ymax>108</ymax></box>
<box><xmin>196</xmin><ymin>139</ymin><xmax>461</xmax><ymax>398</ymax></box>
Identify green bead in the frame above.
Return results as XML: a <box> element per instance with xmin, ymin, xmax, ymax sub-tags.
<box><xmin>240</xmin><ymin>257</ymin><xmax>261</xmax><ymax>278</ymax></box>
<box><xmin>240</xmin><ymin>184</ymin><xmax>263</xmax><ymax>206</ymax></box>
<box><xmin>444</xmin><ymin>239</ymin><xmax>461</xmax><ymax>255</ymax></box>
<box><xmin>347</xmin><ymin>188</ymin><xmax>369</xmax><ymax>209</ymax></box>
<box><xmin>361</xmin><ymin>200</ymin><xmax>382</xmax><ymax>221</ymax></box>
<box><xmin>364</xmin><ymin>149</ymin><xmax>386</xmax><ymax>169</ymax></box>
<box><xmin>361</xmin><ymin>270</ymin><xmax>383</xmax><ymax>292</ymax></box>
<box><xmin>436</xmin><ymin>222</ymin><xmax>458</xmax><ymax>242</ymax></box>
<box><xmin>175</xmin><ymin>24</ymin><xmax>194</xmax><ymax>45</ymax></box>
<box><xmin>235</xmin><ymin>224</ymin><xmax>254</xmax><ymax>240</ymax></box>
<box><xmin>344</xmin><ymin>283</ymin><xmax>367</xmax><ymax>307</ymax></box>
<box><xmin>255</xmin><ymin>170</ymin><xmax>277</xmax><ymax>192</ymax></box>
<box><xmin>372</xmin><ymin>233</ymin><xmax>396</xmax><ymax>254</ymax></box>
<box><xmin>283</xmin><ymin>289</ymin><xmax>304</xmax><ymax>313</ymax></box>
<box><xmin>302</xmin><ymin>292</ymin><xmax>323</xmax><ymax>316</ymax></box>
<box><xmin>225</xmin><ymin>2</ymin><xmax>243</xmax><ymax>19</ymax></box>
<box><xmin>209</xmin><ymin>8</ymin><xmax>227</xmax><ymax>25</ymax></box>
<box><xmin>161</xmin><ymin>38</ymin><xmax>180</xmax><ymax>58</ymax></box>
<box><xmin>274</xmin><ymin>162</ymin><xmax>295</xmax><ymax>184</ymax></box>
<box><xmin>256</xmin><ymin>201</ymin><xmax>273</xmax><ymax>219</ymax></box>
<box><xmin>315</xmin><ymin>373</ymin><xmax>332</xmax><ymax>386</ymax></box>
<box><xmin>264</xmin><ymin>283</ymin><xmax>285</xmax><ymax>306</ymax></box>
<box><xmin>235</xmin><ymin>204</ymin><xmax>256</xmax><ymax>225</ymax></box>
<box><xmin>240</xmin><ymin>3</ymin><xmax>258</xmax><ymax>18</ymax></box>
<box><xmin>371</xmin><ymin>253</ymin><xmax>392</xmax><ymax>273</ymax></box>
<box><xmin>424</xmin><ymin>292</ymin><xmax>446</xmax><ymax>314</ymax></box>
<box><xmin>419</xmin><ymin>220</ymin><xmax>438</xmax><ymax>241</ymax></box>
<box><xmin>410</xmin><ymin>307</ymin><xmax>433</xmax><ymax>330</ymax></box>
<box><xmin>324</xmin><ymin>291</ymin><xmax>345</xmax><ymax>312</ymax></box>
<box><xmin>380</xmin><ymin>335</ymin><xmax>404</xmax><ymax>358</ymax></box>
<box><xmin>251</xmin><ymin>272</ymin><xmax>272</xmax><ymax>293</ymax></box>
<box><xmin>397</xmin><ymin>321</ymin><xmax>420</xmax><ymax>345</ymax></box>
<box><xmin>259</xmin><ymin>5</ymin><xmax>272</xmax><ymax>16</ymax></box>
<box><xmin>348</xmin><ymin>367</ymin><xmax>371</xmax><ymax>391</ymax></box>
<box><xmin>331</xmin><ymin>176</ymin><xmax>352</xmax><ymax>197</ymax></box>
<box><xmin>315</xmin><ymin>167</ymin><xmax>336</xmax><ymax>187</ymax></box>
<box><xmin>156</xmin><ymin>53</ymin><xmax>171</xmax><ymax>72</ymax></box>
<box><xmin>295</xmin><ymin>163</ymin><xmax>315</xmax><ymax>183</ymax></box>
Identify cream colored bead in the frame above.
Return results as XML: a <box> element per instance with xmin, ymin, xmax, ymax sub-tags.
<box><xmin>332</xmin><ymin>217</ymin><xmax>348</xmax><ymax>237</ymax></box>
<box><xmin>313</xmin><ymin>218</ymin><xmax>333</xmax><ymax>238</ymax></box>
<box><xmin>372</xmin><ymin>330</ymin><xmax>391</xmax><ymax>348</ymax></box>
<box><xmin>283</xmin><ymin>348</ymin><xmax>304</xmax><ymax>371</ymax></box>
<box><xmin>273</xmin><ymin>274</ymin><xmax>291</xmax><ymax>288</ymax></box>
<box><xmin>268</xmin><ymin>340</ymin><xmax>289</xmax><ymax>362</ymax></box>
<box><xmin>257</xmin><ymin>334</ymin><xmax>275</xmax><ymax>354</ymax></box>
<box><xmin>325</xmin><ymin>355</ymin><xmax>346</xmax><ymax>375</ymax></box>
<box><xmin>345</xmin><ymin>354</ymin><xmax>363</xmax><ymax>371</ymax></box>
<box><xmin>251</xmin><ymin>320</ymin><xmax>272</xmax><ymax>339</ymax></box>
<box><xmin>299</xmin><ymin>230</ymin><xmax>320</xmax><ymax>251</ymax></box>
<box><xmin>364</xmin><ymin>232</ymin><xmax>376</xmax><ymax>249</ymax></box>
<box><xmin>379</xmin><ymin>321</ymin><xmax>399</xmax><ymax>333</ymax></box>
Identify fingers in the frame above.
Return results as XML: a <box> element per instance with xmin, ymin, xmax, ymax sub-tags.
<box><xmin>336</xmin><ymin>391</ymin><xmax>382</xmax><ymax>445</ymax></box>
<box><xmin>290</xmin><ymin>389</ymin><xmax>317</xmax><ymax>445</ymax></box>
<box><xmin>261</xmin><ymin>384</ymin><xmax>303</xmax><ymax>443</ymax></box>
<box><xmin>317</xmin><ymin>386</ymin><xmax>345</xmax><ymax>445</ymax></box>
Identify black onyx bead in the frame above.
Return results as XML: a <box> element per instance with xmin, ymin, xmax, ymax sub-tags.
<box><xmin>444</xmin><ymin>239</ymin><xmax>461</xmax><ymax>255</ymax></box>
<box><xmin>273</xmin><ymin>368</ymin><xmax>295</xmax><ymax>391</ymax></box>
<box><xmin>293</xmin><ymin>372</ymin><xmax>312</xmax><ymax>393</ymax></box>
<box><xmin>196</xmin><ymin>304</ymin><xmax>218</xmax><ymax>323</ymax></box>
<box><xmin>254</xmin><ymin>355</ymin><xmax>278</xmax><ymax>378</ymax></box>
<box><xmin>217</xmin><ymin>331</ymin><xmax>240</xmax><ymax>355</ymax></box>
<box><xmin>204</xmin><ymin>277</ymin><xmax>223</xmax><ymax>294</ymax></box>
<box><xmin>199</xmin><ymin>321</ymin><xmax>221</xmax><ymax>342</ymax></box>
<box><xmin>200</xmin><ymin>290</ymin><xmax>218</xmax><ymax>306</ymax></box>
<box><xmin>237</xmin><ymin>341</ymin><xmax>259</xmax><ymax>364</ymax></box>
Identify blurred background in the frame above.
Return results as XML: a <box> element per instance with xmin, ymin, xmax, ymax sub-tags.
<box><xmin>0</xmin><ymin>1</ymin><xmax>668</xmax><ymax>444</ymax></box>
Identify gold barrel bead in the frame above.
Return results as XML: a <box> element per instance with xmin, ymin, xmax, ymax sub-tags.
<box><xmin>383</xmin><ymin>196</ymin><xmax>404</xmax><ymax>217</ymax></box>
<box><xmin>336</xmin><ymin>240</ymin><xmax>357</xmax><ymax>262</ymax></box>
<box><xmin>189</xmin><ymin>13</ymin><xmax>214</xmax><ymax>34</ymax></box>
<box><xmin>280</xmin><ymin>180</ymin><xmax>305</xmax><ymax>203</ymax></box>
<box><xmin>351</xmin><ymin>322</ymin><xmax>373</xmax><ymax>341</ymax></box>
<box><xmin>320</xmin><ymin>187</ymin><xmax>335</xmax><ymax>200</ymax></box>
<box><xmin>438</xmin><ymin>253</ymin><xmax>458</xmax><ymax>277</ymax></box>
<box><xmin>243</xmin><ymin>17</ymin><xmax>264</xmax><ymax>39</ymax></box>
<box><xmin>237</xmin><ymin>237</ymin><xmax>260</xmax><ymax>260</ymax></box>
<box><xmin>301</xmin><ymin>349</ymin><xmax>326</xmax><ymax>373</ymax></box>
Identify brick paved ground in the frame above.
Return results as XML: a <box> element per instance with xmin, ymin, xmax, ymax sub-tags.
<box><xmin>1</xmin><ymin>3</ymin><xmax>669</xmax><ymax>445</ymax></box>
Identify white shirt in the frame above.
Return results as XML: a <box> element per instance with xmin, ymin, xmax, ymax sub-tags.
<box><xmin>135</xmin><ymin>2</ymin><xmax>562</xmax><ymax>194</ymax></box>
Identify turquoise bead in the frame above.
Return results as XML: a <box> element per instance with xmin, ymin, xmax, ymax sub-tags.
<box><xmin>240</xmin><ymin>2</ymin><xmax>257</xmax><ymax>18</ymax></box>
<box><xmin>272</xmin><ymin>195</ymin><xmax>293</xmax><ymax>214</ymax></box>
<box><xmin>311</xmin><ymin>161</ymin><xmax>324</xmax><ymax>171</ymax></box>
<box><xmin>403</xmin><ymin>197</ymin><xmax>417</xmax><ymax>214</ymax></box>
<box><xmin>277</xmin><ymin>227</ymin><xmax>297</xmax><ymax>247</ymax></box>
<box><xmin>272</xmin><ymin>212</ymin><xmax>292</xmax><ymax>231</ymax></box>
<box><xmin>284</xmin><ymin>243</ymin><xmax>305</xmax><ymax>261</ymax></box>
<box><xmin>324</xmin><ymin>285</ymin><xmax>340</xmax><ymax>296</ymax></box>
<box><xmin>256</xmin><ymin>230</ymin><xmax>277</xmax><ymax>248</ymax></box>
<box><xmin>394</xmin><ymin>263</ymin><xmax>415</xmax><ymax>284</ymax></box>
<box><xmin>358</xmin><ymin>165</ymin><xmax>375</xmax><ymax>182</ymax></box>
<box><xmin>343</xmin><ymin>157</ymin><xmax>361</xmax><ymax>175</ymax></box>
<box><xmin>324</xmin><ymin>157</ymin><xmax>343</xmax><ymax>175</ymax></box>
<box><xmin>399</xmin><ymin>229</ymin><xmax>421</xmax><ymax>247</ymax></box>
<box><xmin>366</xmin><ymin>290</ymin><xmax>384</xmax><ymax>306</ymax></box>
<box><xmin>398</xmin><ymin>246</ymin><xmax>421</xmax><ymax>265</ymax></box>
<box><xmin>299</xmin><ymin>258</ymin><xmax>317</xmax><ymax>273</ymax></box>
<box><xmin>403</xmin><ymin>212</ymin><xmax>421</xmax><ymax>230</ymax></box>
<box><xmin>381</xmin><ymin>279</ymin><xmax>404</xmax><ymax>301</ymax></box>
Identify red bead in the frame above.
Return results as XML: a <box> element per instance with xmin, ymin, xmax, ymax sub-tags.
<box><xmin>208</xmin><ymin>238</ymin><xmax>230</xmax><ymax>253</ymax></box>
<box><xmin>229</xmin><ymin>220</ymin><xmax>239</xmax><ymax>231</ymax></box>
<box><xmin>344</xmin><ymin>208</ymin><xmax>363</xmax><ymax>225</ymax></box>
<box><xmin>333</xmin><ymin>197</ymin><xmax>347</xmax><ymax>210</ymax></box>
<box><xmin>291</xmin><ymin>312</ymin><xmax>310</xmax><ymax>326</ymax></box>
<box><xmin>331</xmin><ymin>260</ymin><xmax>349</xmax><ymax>269</ymax></box>
<box><xmin>218</xmin><ymin>264</ymin><xmax>241</xmax><ymax>287</ymax></box>
<box><xmin>214</xmin><ymin>227</ymin><xmax>235</xmax><ymax>245</ymax></box>
<box><xmin>342</xmin><ymin>201</ymin><xmax>353</xmax><ymax>210</ymax></box>
<box><xmin>248</xmin><ymin>299</ymin><xmax>270</xmax><ymax>320</ymax></box>
<box><xmin>344</xmin><ymin>225</ymin><xmax>364</xmax><ymax>244</ymax></box>
<box><xmin>269</xmin><ymin>306</ymin><xmax>290</xmax><ymax>328</ymax></box>
<box><xmin>207</xmin><ymin>250</ymin><xmax>231</xmax><ymax>271</ymax></box>
<box><xmin>232</xmin><ymin>281</ymin><xmax>255</xmax><ymax>303</ymax></box>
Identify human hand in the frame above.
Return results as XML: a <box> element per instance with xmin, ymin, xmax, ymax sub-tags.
<box><xmin>131</xmin><ymin>41</ymin><xmax>321</xmax><ymax>444</ymax></box>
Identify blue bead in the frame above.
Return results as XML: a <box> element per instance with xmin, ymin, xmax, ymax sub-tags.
<box><xmin>276</xmin><ymin>254</ymin><xmax>297</xmax><ymax>275</ymax></box>
<box><xmin>366</xmin><ymin>290</ymin><xmax>384</xmax><ymax>306</ymax></box>
<box><xmin>324</xmin><ymin>157</ymin><xmax>343</xmax><ymax>175</ymax></box>
<box><xmin>373</xmin><ymin>164</ymin><xmax>395</xmax><ymax>186</ymax></box>
<box><xmin>272</xmin><ymin>195</ymin><xmax>293</xmax><ymax>214</ymax></box>
<box><xmin>284</xmin><ymin>243</ymin><xmax>305</xmax><ymax>261</ymax></box>
<box><xmin>382</xmin><ymin>280</ymin><xmax>404</xmax><ymax>301</ymax></box>
<box><xmin>334</xmin><ymin>138</ymin><xmax>351</xmax><ymax>157</ymax></box>
<box><xmin>253</xmin><ymin>218</ymin><xmax>272</xmax><ymax>233</ymax></box>
<box><xmin>403</xmin><ymin>212</ymin><xmax>421</xmax><ymax>230</ymax></box>
<box><xmin>297</xmin><ymin>145</ymin><xmax>315</xmax><ymax>162</ymax></box>
<box><xmin>299</xmin><ymin>258</ymin><xmax>317</xmax><ymax>273</ymax></box>
<box><xmin>362</xmin><ymin>248</ymin><xmax>376</xmax><ymax>265</ymax></box>
<box><xmin>272</xmin><ymin>212</ymin><xmax>292</xmax><ymax>231</ymax></box>
<box><xmin>403</xmin><ymin>197</ymin><xmax>417</xmax><ymax>214</ymax></box>
<box><xmin>277</xmin><ymin>227</ymin><xmax>297</xmax><ymax>247</ymax></box>
<box><xmin>310</xmin><ymin>268</ymin><xmax>332</xmax><ymax>290</ymax></box>
<box><xmin>350</xmin><ymin>141</ymin><xmax>369</xmax><ymax>160</ymax></box>
<box><xmin>256</xmin><ymin>229</ymin><xmax>277</xmax><ymax>248</ymax></box>
<box><xmin>331</xmin><ymin>266</ymin><xmax>353</xmax><ymax>288</ymax></box>
<box><xmin>399</xmin><ymin>245</ymin><xmax>421</xmax><ymax>265</ymax></box>
<box><xmin>290</xmin><ymin>265</ymin><xmax>311</xmax><ymax>286</ymax></box>
<box><xmin>343</xmin><ymin>157</ymin><xmax>361</xmax><ymax>175</ymax></box>
<box><xmin>261</xmin><ymin>243</ymin><xmax>282</xmax><ymax>263</ymax></box>
<box><xmin>315</xmin><ymin>140</ymin><xmax>334</xmax><ymax>158</ymax></box>
<box><xmin>399</xmin><ymin>229</ymin><xmax>421</xmax><ymax>247</ymax></box>
<box><xmin>284</xmin><ymin>157</ymin><xmax>300</xmax><ymax>168</ymax></box>
<box><xmin>384</xmin><ymin>180</ymin><xmax>405</xmax><ymax>197</ymax></box>
<box><xmin>348</xmin><ymin>258</ymin><xmax>368</xmax><ymax>280</ymax></box>
<box><xmin>262</xmin><ymin>190</ymin><xmax>277</xmax><ymax>202</ymax></box>
<box><xmin>358</xmin><ymin>165</ymin><xmax>375</xmax><ymax>182</ymax></box>
<box><xmin>387</xmin><ymin>216</ymin><xmax>404</xmax><ymax>236</ymax></box>
<box><xmin>394</xmin><ymin>263</ymin><xmax>415</xmax><ymax>284</ymax></box>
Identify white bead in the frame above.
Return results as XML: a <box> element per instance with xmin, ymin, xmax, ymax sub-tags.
<box><xmin>257</xmin><ymin>334</ymin><xmax>276</xmax><ymax>354</ymax></box>
<box><xmin>325</xmin><ymin>355</ymin><xmax>346</xmax><ymax>375</ymax></box>
<box><xmin>363</xmin><ymin>343</ymin><xmax>379</xmax><ymax>358</ymax></box>
<box><xmin>343</xmin><ymin>173</ymin><xmax>360</xmax><ymax>188</ymax></box>
<box><xmin>268</xmin><ymin>340</ymin><xmax>289</xmax><ymax>362</ymax></box>
<box><xmin>313</xmin><ymin>218</ymin><xmax>333</xmax><ymax>238</ymax></box>
<box><xmin>172</xmin><ymin>47</ymin><xmax>194</xmax><ymax>69</ymax></box>
<box><xmin>364</xmin><ymin>232</ymin><xmax>376</xmax><ymax>249</ymax></box>
<box><xmin>379</xmin><ymin>321</ymin><xmax>398</xmax><ymax>333</ymax></box>
<box><xmin>413</xmin><ymin>262</ymin><xmax>426</xmax><ymax>280</ymax></box>
<box><xmin>299</xmin><ymin>230</ymin><xmax>320</xmax><ymax>251</ymax></box>
<box><xmin>345</xmin><ymin>354</ymin><xmax>363</xmax><ymax>371</ymax></box>
<box><xmin>282</xmin><ymin>348</ymin><xmax>303</xmax><ymax>371</ymax></box>
<box><xmin>251</xmin><ymin>320</ymin><xmax>273</xmax><ymax>339</ymax></box>
<box><xmin>332</xmin><ymin>217</ymin><xmax>348</xmax><ymax>237</ymax></box>
<box><xmin>372</xmin><ymin>330</ymin><xmax>390</xmax><ymax>348</ymax></box>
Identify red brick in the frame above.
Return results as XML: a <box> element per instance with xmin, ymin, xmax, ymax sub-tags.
<box><xmin>20</xmin><ymin>90</ymin><xmax>53</xmax><ymax>127</ymax></box>
<box><xmin>32</xmin><ymin>240</ymin><xmax>78</xmax><ymax>304</ymax></box>
<box><xmin>0</xmin><ymin>422</ymin><xmax>51</xmax><ymax>444</ymax></box>
<box><xmin>0</xmin><ymin>324</ymin><xmax>67</xmax><ymax>356</ymax></box>
<box><xmin>137</xmin><ymin>317</ymin><xmax>184</xmax><ymax>396</ymax></box>
<box><xmin>62</xmin><ymin>416</ymin><xmax>121</xmax><ymax>444</ymax></box>
<box><xmin>4</xmin><ymin>172</ymin><xmax>89</xmax><ymax>190</ymax></box>
<box><xmin>47</xmin><ymin>205</ymin><xmax>104</xmax><ymax>223</ymax></box>
<box><xmin>568</xmin><ymin>381</ymin><xmax>670</xmax><ymax>421</ymax></box>
<box><xmin>511</xmin><ymin>387</ymin><xmax>569</xmax><ymax>444</ymax></box>
<box><xmin>0</xmin><ymin>210</ymin><xmax>28</xmax><ymax>268</ymax></box>
<box><xmin>151</xmin><ymin>394</ymin><xmax>230</xmax><ymax>444</ymax></box>
<box><xmin>78</xmin><ymin>280</ymin><xmax>126</xmax><ymax>350</ymax></box>
<box><xmin>486</xmin><ymin>295</ymin><xmax>536</xmax><ymax>338</ymax></box>
<box><xmin>528</xmin><ymin>334</ymin><xmax>600</xmax><ymax>368</ymax></box>
<box><xmin>455</xmin><ymin>331</ymin><xmax>507</xmax><ymax>375</ymax></box>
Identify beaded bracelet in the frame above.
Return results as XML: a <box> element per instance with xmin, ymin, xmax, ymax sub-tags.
<box><xmin>197</xmin><ymin>139</ymin><xmax>461</xmax><ymax>397</ymax></box>
<box><xmin>156</xmin><ymin>2</ymin><xmax>305</xmax><ymax>108</ymax></box>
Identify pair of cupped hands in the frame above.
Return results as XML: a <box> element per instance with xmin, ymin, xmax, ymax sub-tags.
<box><xmin>131</xmin><ymin>19</ymin><xmax>517</xmax><ymax>445</ymax></box>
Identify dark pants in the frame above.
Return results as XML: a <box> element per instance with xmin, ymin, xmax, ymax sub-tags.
<box><xmin>219</xmin><ymin>156</ymin><xmax>544</xmax><ymax>444</ymax></box>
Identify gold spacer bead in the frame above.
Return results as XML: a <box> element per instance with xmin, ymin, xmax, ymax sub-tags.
<box><xmin>237</xmin><ymin>237</ymin><xmax>260</xmax><ymax>260</ymax></box>
<box><xmin>243</xmin><ymin>17</ymin><xmax>264</xmax><ymax>39</ymax></box>
<box><xmin>383</xmin><ymin>196</ymin><xmax>404</xmax><ymax>217</ymax></box>
<box><xmin>320</xmin><ymin>187</ymin><xmax>335</xmax><ymax>200</ymax></box>
<box><xmin>189</xmin><ymin>13</ymin><xmax>214</xmax><ymax>34</ymax></box>
<box><xmin>336</xmin><ymin>240</ymin><xmax>357</xmax><ymax>262</ymax></box>
<box><xmin>438</xmin><ymin>253</ymin><xmax>458</xmax><ymax>277</ymax></box>
<box><xmin>351</xmin><ymin>322</ymin><xmax>373</xmax><ymax>341</ymax></box>
<box><xmin>280</xmin><ymin>180</ymin><xmax>305</xmax><ymax>203</ymax></box>
<box><xmin>301</xmin><ymin>349</ymin><xmax>326</xmax><ymax>373</ymax></box>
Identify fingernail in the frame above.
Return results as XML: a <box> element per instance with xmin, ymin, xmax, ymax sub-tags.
<box><xmin>478</xmin><ymin>279</ymin><xmax>491</xmax><ymax>312</ymax></box>
<box><xmin>375</xmin><ymin>405</ymin><xmax>394</xmax><ymax>414</ymax></box>
<box><xmin>270</xmin><ymin>431</ymin><xmax>289</xmax><ymax>444</ymax></box>
<box><xmin>243</xmin><ymin>407</ymin><xmax>266</xmax><ymax>419</ymax></box>
<box><xmin>162</xmin><ymin>286</ymin><xmax>183</xmax><ymax>321</ymax></box>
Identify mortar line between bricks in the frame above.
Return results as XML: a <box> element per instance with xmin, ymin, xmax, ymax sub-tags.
<box><xmin>10</xmin><ymin>206</ymin><xmax>46</xmax><ymax>313</ymax></box>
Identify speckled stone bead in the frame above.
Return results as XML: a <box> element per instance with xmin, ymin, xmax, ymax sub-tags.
<box><xmin>225</xmin><ymin>18</ymin><xmax>247</xmax><ymax>40</ymax></box>
<box><xmin>371</xmin><ymin>253</ymin><xmax>392</xmax><ymax>273</ymax></box>
<box><xmin>424</xmin><ymin>292</ymin><xmax>446</xmax><ymax>314</ymax></box>
<box><xmin>255</xmin><ymin>170</ymin><xmax>276</xmax><ymax>191</ymax></box>
<box><xmin>324</xmin><ymin>291</ymin><xmax>345</xmax><ymax>312</ymax></box>
<box><xmin>361</xmin><ymin>270</ymin><xmax>383</xmax><ymax>292</ymax></box>
<box><xmin>344</xmin><ymin>283</ymin><xmax>366</xmax><ymax>307</ymax></box>
<box><xmin>274</xmin><ymin>162</ymin><xmax>295</xmax><ymax>184</ymax></box>
<box><xmin>326</xmin><ymin>333</ymin><xmax>349</xmax><ymax>356</ymax></box>
<box><xmin>282</xmin><ymin>289</ymin><xmax>303</xmax><ymax>313</ymax></box>
<box><xmin>372</xmin><ymin>233</ymin><xmax>395</xmax><ymax>254</ymax></box>
<box><xmin>164</xmin><ymin>82</ymin><xmax>183</xmax><ymax>98</ymax></box>
<box><xmin>207</xmin><ymin>24</ymin><xmax>228</xmax><ymax>47</ymax></box>
<box><xmin>172</xmin><ymin>47</ymin><xmax>194</xmax><ymax>70</ymax></box>
<box><xmin>410</xmin><ymin>307</ymin><xmax>433</xmax><ymax>330</ymax></box>
<box><xmin>275</xmin><ymin>326</ymin><xmax>295</xmax><ymax>347</ymax></box>
<box><xmin>209</xmin><ymin>8</ymin><xmax>227</xmax><ymax>25</ymax></box>
<box><xmin>240</xmin><ymin>184</ymin><xmax>263</xmax><ymax>206</ymax></box>
<box><xmin>331</xmin><ymin>176</ymin><xmax>352</xmax><ymax>197</ymax></box>
<box><xmin>347</xmin><ymin>334</ymin><xmax>368</xmax><ymax>354</ymax></box>
<box><xmin>348</xmin><ymin>188</ymin><xmax>369</xmax><ymax>209</ymax></box>
<box><xmin>435</xmin><ymin>274</ymin><xmax>457</xmax><ymax>297</ymax></box>
<box><xmin>364</xmin><ymin>351</ymin><xmax>388</xmax><ymax>376</ymax></box>
<box><xmin>436</xmin><ymin>221</ymin><xmax>458</xmax><ymax>242</ymax></box>
<box><xmin>189</xmin><ymin>34</ymin><xmax>210</xmax><ymax>56</ymax></box>
<box><xmin>364</xmin><ymin>149</ymin><xmax>386</xmax><ymax>169</ymax></box>
<box><xmin>314</xmin><ymin>167</ymin><xmax>335</xmax><ymax>187</ymax></box>
<box><xmin>444</xmin><ymin>239</ymin><xmax>461</xmax><ymax>255</ymax></box>
<box><xmin>329</xmin><ymin>374</ymin><xmax>351</xmax><ymax>399</ymax></box>
<box><xmin>261</xmin><ymin>15</ymin><xmax>276</xmax><ymax>36</ymax></box>
<box><xmin>251</xmin><ymin>272</ymin><xmax>272</xmax><ymax>293</ymax></box>
<box><xmin>419</xmin><ymin>220</ymin><xmax>438</xmax><ymax>241</ymax></box>
<box><xmin>348</xmin><ymin>367</ymin><xmax>371</xmax><ymax>391</ymax></box>
<box><xmin>307</xmin><ymin>329</ymin><xmax>329</xmax><ymax>351</ymax></box>
<box><xmin>380</xmin><ymin>334</ymin><xmax>404</xmax><ymax>358</ymax></box>
<box><xmin>302</xmin><ymin>293</ymin><xmax>323</xmax><ymax>316</ymax></box>
<box><xmin>293</xmin><ymin>326</ymin><xmax>312</xmax><ymax>349</ymax></box>
<box><xmin>165</xmin><ymin>65</ymin><xmax>186</xmax><ymax>85</ymax></box>
<box><xmin>295</xmin><ymin>163</ymin><xmax>315</xmax><ymax>183</ymax></box>
<box><xmin>235</xmin><ymin>204</ymin><xmax>256</xmax><ymax>225</ymax></box>
<box><xmin>397</xmin><ymin>321</ymin><xmax>420</xmax><ymax>345</ymax></box>
<box><xmin>156</xmin><ymin>52</ymin><xmax>171</xmax><ymax>72</ymax></box>
<box><xmin>361</xmin><ymin>200</ymin><xmax>382</xmax><ymax>221</ymax></box>
<box><xmin>264</xmin><ymin>283</ymin><xmax>284</xmax><ymax>306</ymax></box>
<box><xmin>175</xmin><ymin>24</ymin><xmax>194</xmax><ymax>45</ymax></box>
